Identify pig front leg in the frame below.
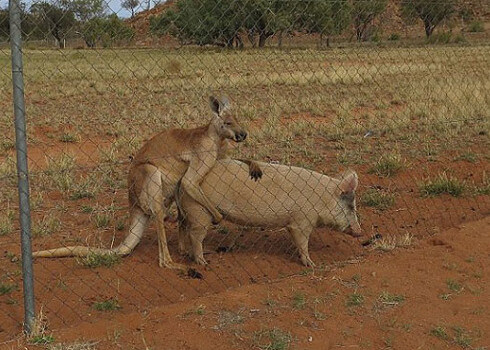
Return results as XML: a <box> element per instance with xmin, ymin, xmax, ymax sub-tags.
<box><xmin>287</xmin><ymin>222</ymin><xmax>315</xmax><ymax>267</ymax></box>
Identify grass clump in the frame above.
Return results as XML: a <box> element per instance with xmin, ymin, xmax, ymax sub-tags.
<box><xmin>446</xmin><ymin>279</ymin><xmax>463</xmax><ymax>293</ymax></box>
<box><xmin>467</xmin><ymin>20</ymin><xmax>484</xmax><ymax>32</ymax></box>
<box><xmin>0</xmin><ymin>282</ymin><xmax>17</xmax><ymax>295</ymax></box>
<box><xmin>93</xmin><ymin>298</ymin><xmax>121</xmax><ymax>311</ymax></box>
<box><xmin>455</xmin><ymin>152</ymin><xmax>478</xmax><ymax>163</ymax></box>
<box><xmin>420</xmin><ymin>172</ymin><xmax>465</xmax><ymax>197</ymax></box>
<box><xmin>346</xmin><ymin>293</ymin><xmax>364</xmax><ymax>307</ymax></box>
<box><xmin>361</xmin><ymin>189</ymin><xmax>395</xmax><ymax>210</ymax></box>
<box><xmin>388</xmin><ymin>33</ymin><xmax>400</xmax><ymax>41</ymax></box>
<box><xmin>0</xmin><ymin>211</ymin><xmax>14</xmax><ymax>236</ymax></box>
<box><xmin>92</xmin><ymin>213</ymin><xmax>111</xmax><ymax>228</ymax></box>
<box><xmin>28</xmin><ymin>307</ymin><xmax>54</xmax><ymax>345</ymax></box>
<box><xmin>427</xmin><ymin>32</ymin><xmax>452</xmax><ymax>44</ymax></box>
<box><xmin>32</xmin><ymin>215</ymin><xmax>61</xmax><ymax>237</ymax></box>
<box><xmin>473</xmin><ymin>172</ymin><xmax>489</xmax><ymax>195</ymax></box>
<box><xmin>59</xmin><ymin>133</ymin><xmax>79</xmax><ymax>143</ymax></box>
<box><xmin>292</xmin><ymin>292</ymin><xmax>307</xmax><ymax>309</ymax></box>
<box><xmin>30</xmin><ymin>335</ymin><xmax>55</xmax><ymax>345</ymax></box>
<box><xmin>44</xmin><ymin>154</ymin><xmax>76</xmax><ymax>192</ymax></box>
<box><xmin>369</xmin><ymin>153</ymin><xmax>404</xmax><ymax>177</ymax></box>
<box><xmin>430</xmin><ymin>326</ymin><xmax>449</xmax><ymax>340</ymax></box>
<box><xmin>48</xmin><ymin>341</ymin><xmax>98</xmax><ymax>350</ymax></box>
<box><xmin>77</xmin><ymin>252</ymin><xmax>121</xmax><ymax>268</ymax></box>
<box><xmin>378</xmin><ymin>291</ymin><xmax>405</xmax><ymax>304</ymax></box>
<box><xmin>254</xmin><ymin>328</ymin><xmax>292</xmax><ymax>350</ymax></box>
<box><xmin>452</xmin><ymin>326</ymin><xmax>473</xmax><ymax>348</ymax></box>
<box><xmin>69</xmin><ymin>175</ymin><xmax>100</xmax><ymax>200</ymax></box>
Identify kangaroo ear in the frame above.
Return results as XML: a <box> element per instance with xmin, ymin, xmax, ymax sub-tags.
<box><xmin>209</xmin><ymin>96</ymin><xmax>221</xmax><ymax>116</ymax></box>
<box><xmin>220</xmin><ymin>95</ymin><xmax>231</xmax><ymax>111</ymax></box>
<box><xmin>338</xmin><ymin>170</ymin><xmax>358</xmax><ymax>193</ymax></box>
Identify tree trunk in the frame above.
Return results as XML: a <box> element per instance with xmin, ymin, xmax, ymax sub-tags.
<box><xmin>247</xmin><ymin>29</ymin><xmax>256</xmax><ymax>48</ymax></box>
<box><xmin>355</xmin><ymin>17</ymin><xmax>362</xmax><ymax>41</ymax></box>
<box><xmin>52</xmin><ymin>27</ymin><xmax>64</xmax><ymax>49</ymax></box>
<box><xmin>277</xmin><ymin>30</ymin><xmax>283</xmax><ymax>48</ymax></box>
<box><xmin>424</xmin><ymin>19</ymin><xmax>434</xmax><ymax>37</ymax></box>
<box><xmin>225</xmin><ymin>36</ymin><xmax>234</xmax><ymax>48</ymax></box>
<box><xmin>258</xmin><ymin>32</ymin><xmax>268</xmax><ymax>48</ymax></box>
<box><xmin>235</xmin><ymin>34</ymin><xmax>243</xmax><ymax>49</ymax></box>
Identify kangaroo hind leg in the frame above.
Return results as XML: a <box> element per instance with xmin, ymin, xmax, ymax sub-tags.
<box><xmin>138</xmin><ymin>164</ymin><xmax>185</xmax><ymax>270</ymax></box>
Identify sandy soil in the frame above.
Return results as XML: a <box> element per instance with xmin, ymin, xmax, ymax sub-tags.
<box><xmin>1</xmin><ymin>215</ymin><xmax>488</xmax><ymax>349</ymax></box>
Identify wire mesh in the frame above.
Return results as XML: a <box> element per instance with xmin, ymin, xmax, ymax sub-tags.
<box><xmin>0</xmin><ymin>0</ymin><xmax>489</xmax><ymax>343</ymax></box>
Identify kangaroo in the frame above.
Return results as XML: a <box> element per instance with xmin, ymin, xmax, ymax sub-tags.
<box><xmin>33</xmin><ymin>96</ymin><xmax>262</xmax><ymax>269</ymax></box>
<box><xmin>177</xmin><ymin>159</ymin><xmax>361</xmax><ymax>267</ymax></box>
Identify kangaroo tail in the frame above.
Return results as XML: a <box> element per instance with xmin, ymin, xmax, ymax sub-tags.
<box><xmin>32</xmin><ymin>245</ymin><xmax>128</xmax><ymax>258</ymax></box>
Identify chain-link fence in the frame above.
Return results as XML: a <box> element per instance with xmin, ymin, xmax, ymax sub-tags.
<box><xmin>1</xmin><ymin>0</ymin><xmax>489</xmax><ymax>344</ymax></box>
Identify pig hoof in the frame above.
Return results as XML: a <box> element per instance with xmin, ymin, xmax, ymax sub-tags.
<box><xmin>196</xmin><ymin>256</ymin><xmax>208</xmax><ymax>266</ymax></box>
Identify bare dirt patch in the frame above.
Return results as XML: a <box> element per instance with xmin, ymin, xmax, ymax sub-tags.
<box><xmin>4</xmin><ymin>217</ymin><xmax>487</xmax><ymax>349</ymax></box>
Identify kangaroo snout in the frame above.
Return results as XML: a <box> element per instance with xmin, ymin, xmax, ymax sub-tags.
<box><xmin>235</xmin><ymin>131</ymin><xmax>247</xmax><ymax>142</ymax></box>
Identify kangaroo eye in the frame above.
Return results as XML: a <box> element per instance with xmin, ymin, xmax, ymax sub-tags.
<box><xmin>225</xmin><ymin>121</ymin><xmax>232</xmax><ymax>126</ymax></box>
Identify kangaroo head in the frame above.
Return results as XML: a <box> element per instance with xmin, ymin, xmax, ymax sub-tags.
<box><xmin>209</xmin><ymin>96</ymin><xmax>247</xmax><ymax>142</ymax></box>
<box><xmin>329</xmin><ymin>170</ymin><xmax>362</xmax><ymax>237</ymax></box>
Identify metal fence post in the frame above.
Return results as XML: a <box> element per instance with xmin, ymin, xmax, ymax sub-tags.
<box><xmin>9</xmin><ymin>0</ymin><xmax>35</xmax><ymax>335</ymax></box>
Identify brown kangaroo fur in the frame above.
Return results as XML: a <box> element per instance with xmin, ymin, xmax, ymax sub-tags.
<box><xmin>32</xmin><ymin>96</ymin><xmax>262</xmax><ymax>269</ymax></box>
<box><xmin>177</xmin><ymin>159</ymin><xmax>362</xmax><ymax>267</ymax></box>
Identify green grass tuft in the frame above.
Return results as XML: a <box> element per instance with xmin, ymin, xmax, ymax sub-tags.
<box><xmin>361</xmin><ymin>189</ymin><xmax>395</xmax><ymax>210</ymax></box>
<box><xmin>292</xmin><ymin>292</ymin><xmax>307</xmax><ymax>309</ymax></box>
<box><xmin>93</xmin><ymin>298</ymin><xmax>121</xmax><ymax>311</ymax></box>
<box><xmin>430</xmin><ymin>326</ymin><xmax>448</xmax><ymax>340</ymax></box>
<box><xmin>254</xmin><ymin>328</ymin><xmax>292</xmax><ymax>350</ymax></box>
<box><xmin>30</xmin><ymin>335</ymin><xmax>55</xmax><ymax>345</ymax></box>
<box><xmin>378</xmin><ymin>291</ymin><xmax>405</xmax><ymax>304</ymax></box>
<box><xmin>0</xmin><ymin>283</ymin><xmax>17</xmax><ymax>295</ymax></box>
<box><xmin>446</xmin><ymin>279</ymin><xmax>463</xmax><ymax>293</ymax></box>
<box><xmin>369</xmin><ymin>153</ymin><xmax>404</xmax><ymax>177</ymax></box>
<box><xmin>346</xmin><ymin>293</ymin><xmax>364</xmax><ymax>307</ymax></box>
<box><xmin>420</xmin><ymin>173</ymin><xmax>465</xmax><ymax>197</ymax></box>
<box><xmin>77</xmin><ymin>252</ymin><xmax>121</xmax><ymax>268</ymax></box>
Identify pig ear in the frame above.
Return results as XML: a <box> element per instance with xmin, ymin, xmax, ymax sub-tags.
<box><xmin>338</xmin><ymin>170</ymin><xmax>358</xmax><ymax>193</ymax></box>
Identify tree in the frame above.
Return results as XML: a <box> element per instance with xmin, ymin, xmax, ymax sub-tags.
<box><xmin>401</xmin><ymin>0</ymin><xmax>457</xmax><ymax>37</ymax></box>
<box><xmin>122</xmin><ymin>0</ymin><xmax>140</xmax><ymax>18</ymax></box>
<box><xmin>242</xmin><ymin>0</ymin><xmax>294</xmax><ymax>48</ymax></box>
<box><xmin>0</xmin><ymin>3</ymin><xmax>42</xmax><ymax>40</ymax></box>
<box><xmin>0</xmin><ymin>8</ymin><xmax>8</xmax><ymax>40</ymax></box>
<box><xmin>352</xmin><ymin>0</ymin><xmax>387</xmax><ymax>41</ymax></box>
<box><xmin>297</xmin><ymin>0</ymin><xmax>352</xmax><ymax>47</ymax></box>
<box><xmin>61</xmin><ymin>0</ymin><xmax>105</xmax><ymax>22</ymax></box>
<box><xmin>81</xmin><ymin>14</ymin><xmax>134</xmax><ymax>47</ymax></box>
<box><xmin>150</xmin><ymin>0</ymin><xmax>242</xmax><ymax>47</ymax></box>
<box><xmin>30</xmin><ymin>2</ymin><xmax>76</xmax><ymax>48</ymax></box>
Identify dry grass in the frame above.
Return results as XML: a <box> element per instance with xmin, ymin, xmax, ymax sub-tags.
<box><xmin>48</xmin><ymin>342</ymin><xmax>98</xmax><ymax>350</ymax></box>
<box><xmin>371</xmin><ymin>233</ymin><xmax>414</xmax><ymax>252</ymax></box>
<box><xmin>27</xmin><ymin>307</ymin><xmax>55</xmax><ymax>345</ymax></box>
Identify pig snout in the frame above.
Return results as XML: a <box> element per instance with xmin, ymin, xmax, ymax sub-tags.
<box><xmin>347</xmin><ymin>222</ymin><xmax>362</xmax><ymax>237</ymax></box>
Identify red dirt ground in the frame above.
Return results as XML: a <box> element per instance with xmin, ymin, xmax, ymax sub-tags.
<box><xmin>2</xmin><ymin>216</ymin><xmax>488</xmax><ymax>349</ymax></box>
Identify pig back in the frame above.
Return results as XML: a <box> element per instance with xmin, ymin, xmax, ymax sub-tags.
<box><xmin>200</xmin><ymin>159</ymin><xmax>330</xmax><ymax>227</ymax></box>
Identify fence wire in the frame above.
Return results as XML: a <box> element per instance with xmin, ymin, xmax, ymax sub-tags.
<box><xmin>0</xmin><ymin>0</ymin><xmax>489</xmax><ymax>343</ymax></box>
